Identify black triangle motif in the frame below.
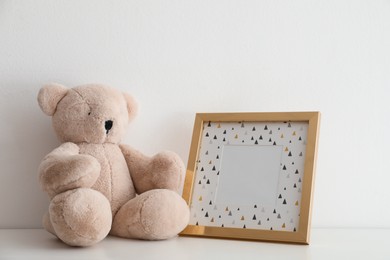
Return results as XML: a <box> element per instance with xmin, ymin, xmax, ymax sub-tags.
<box><xmin>213</xmin><ymin>135</ymin><xmax>217</xmax><ymax>140</ymax></box>
<box><xmin>252</xmin><ymin>127</ymin><xmax>256</xmax><ymax>131</ymax></box>
<box><xmin>205</xmin><ymin>132</ymin><xmax>209</xmax><ymax>137</ymax></box>
<box><xmin>223</xmin><ymin>130</ymin><xmax>227</xmax><ymax>134</ymax></box>
<box><xmin>205</xmin><ymin>212</ymin><xmax>209</xmax><ymax>217</ymax></box>
<box><xmin>283</xmin><ymin>199</ymin><xmax>287</xmax><ymax>204</ymax></box>
<box><xmin>255</xmin><ymin>140</ymin><xmax>258</xmax><ymax>144</ymax></box>
<box><xmin>252</xmin><ymin>215</ymin><xmax>256</xmax><ymax>220</ymax></box>
<box><xmin>208</xmin><ymin>121</ymin><xmax>211</xmax><ymax>127</ymax></box>
<box><xmin>264</xmin><ymin>125</ymin><xmax>268</xmax><ymax>130</ymax></box>
<box><xmin>207</xmin><ymin>179</ymin><xmax>210</xmax><ymax>184</ymax></box>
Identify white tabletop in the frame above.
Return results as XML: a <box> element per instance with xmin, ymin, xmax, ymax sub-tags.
<box><xmin>0</xmin><ymin>228</ymin><xmax>389</xmax><ymax>260</ymax></box>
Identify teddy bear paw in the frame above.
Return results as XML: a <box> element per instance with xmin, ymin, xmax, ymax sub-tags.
<box><xmin>111</xmin><ymin>189</ymin><xmax>189</xmax><ymax>240</ymax></box>
<box><xmin>49</xmin><ymin>188</ymin><xmax>112</xmax><ymax>246</ymax></box>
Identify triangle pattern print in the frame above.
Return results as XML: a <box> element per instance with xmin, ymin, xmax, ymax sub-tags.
<box><xmin>188</xmin><ymin>121</ymin><xmax>308</xmax><ymax>232</ymax></box>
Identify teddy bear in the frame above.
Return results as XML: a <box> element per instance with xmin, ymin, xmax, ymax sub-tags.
<box><xmin>37</xmin><ymin>83</ymin><xmax>190</xmax><ymax>247</ymax></box>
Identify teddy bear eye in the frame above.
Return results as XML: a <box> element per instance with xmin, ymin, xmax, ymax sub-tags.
<box><xmin>88</xmin><ymin>112</ymin><xmax>91</xmax><ymax>115</ymax></box>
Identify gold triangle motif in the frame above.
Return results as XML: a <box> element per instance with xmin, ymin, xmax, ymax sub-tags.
<box><xmin>292</xmin><ymin>131</ymin><xmax>296</xmax><ymax>136</ymax></box>
<box><xmin>282</xmin><ymin>223</ymin><xmax>286</xmax><ymax>228</ymax></box>
<box><xmin>234</xmin><ymin>134</ymin><xmax>238</xmax><ymax>139</ymax></box>
<box><xmin>285</xmin><ymin>147</ymin><xmax>289</xmax><ymax>152</ymax></box>
<box><xmin>217</xmin><ymin>123</ymin><xmax>221</xmax><ymax>128</ymax></box>
<box><xmin>281</xmin><ymin>134</ymin><xmax>284</xmax><ymax>138</ymax></box>
<box><xmin>241</xmin><ymin>216</ymin><xmax>245</xmax><ymax>221</ymax></box>
<box><xmin>211</xmin><ymin>218</ymin><xmax>214</xmax><ymax>222</ymax></box>
<box><xmin>295</xmin><ymin>200</ymin><xmax>299</xmax><ymax>206</ymax></box>
<box><xmin>199</xmin><ymin>196</ymin><xmax>202</xmax><ymax>201</ymax></box>
<box><xmin>225</xmin><ymin>206</ymin><xmax>229</xmax><ymax>211</ymax></box>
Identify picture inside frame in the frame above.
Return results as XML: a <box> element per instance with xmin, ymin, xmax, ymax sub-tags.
<box><xmin>189</xmin><ymin>121</ymin><xmax>308</xmax><ymax>232</ymax></box>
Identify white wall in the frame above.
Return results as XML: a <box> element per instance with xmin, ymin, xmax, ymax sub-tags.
<box><xmin>1</xmin><ymin>0</ymin><xmax>389</xmax><ymax>228</ymax></box>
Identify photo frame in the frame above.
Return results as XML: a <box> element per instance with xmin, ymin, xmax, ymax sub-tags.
<box><xmin>180</xmin><ymin>112</ymin><xmax>320</xmax><ymax>244</ymax></box>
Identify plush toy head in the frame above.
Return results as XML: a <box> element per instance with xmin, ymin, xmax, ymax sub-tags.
<box><xmin>38</xmin><ymin>83</ymin><xmax>137</xmax><ymax>144</ymax></box>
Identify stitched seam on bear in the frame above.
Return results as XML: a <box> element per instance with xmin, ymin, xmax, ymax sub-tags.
<box><xmin>72</xmin><ymin>89</ymin><xmax>93</xmax><ymax>143</ymax></box>
<box><xmin>56</xmin><ymin>190</ymin><xmax>94</xmax><ymax>241</ymax></box>
<box><xmin>102</xmin><ymin>143</ymin><xmax>113</xmax><ymax>205</ymax></box>
<box><xmin>139</xmin><ymin>193</ymin><xmax>158</xmax><ymax>236</ymax></box>
<box><xmin>52</xmin><ymin>94</ymin><xmax>68</xmax><ymax>115</ymax></box>
<box><xmin>72</xmin><ymin>89</ymin><xmax>91</xmax><ymax>109</ymax></box>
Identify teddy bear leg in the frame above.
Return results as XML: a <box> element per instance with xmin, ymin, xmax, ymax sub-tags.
<box><xmin>49</xmin><ymin>188</ymin><xmax>112</xmax><ymax>246</ymax></box>
<box><xmin>111</xmin><ymin>189</ymin><xmax>189</xmax><ymax>240</ymax></box>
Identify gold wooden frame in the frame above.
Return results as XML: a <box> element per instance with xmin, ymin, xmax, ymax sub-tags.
<box><xmin>180</xmin><ymin>112</ymin><xmax>320</xmax><ymax>244</ymax></box>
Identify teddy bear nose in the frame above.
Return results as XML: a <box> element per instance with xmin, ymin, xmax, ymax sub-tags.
<box><xmin>105</xmin><ymin>120</ymin><xmax>113</xmax><ymax>133</ymax></box>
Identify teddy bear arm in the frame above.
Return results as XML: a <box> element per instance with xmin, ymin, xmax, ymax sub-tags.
<box><xmin>39</xmin><ymin>142</ymin><xmax>101</xmax><ymax>198</ymax></box>
<box><xmin>120</xmin><ymin>144</ymin><xmax>185</xmax><ymax>194</ymax></box>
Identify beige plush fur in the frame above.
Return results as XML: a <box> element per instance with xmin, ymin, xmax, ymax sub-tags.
<box><xmin>37</xmin><ymin>83</ymin><xmax>189</xmax><ymax>247</ymax></box>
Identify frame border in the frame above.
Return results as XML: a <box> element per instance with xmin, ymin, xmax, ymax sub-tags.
<box><xmin>180</xmin><ymin>112</ymin><xmax>321</xmax><ymax>244</ymax></box>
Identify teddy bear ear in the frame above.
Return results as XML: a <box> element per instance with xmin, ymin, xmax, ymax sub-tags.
<box><xmin>122</xmin><ymin>92</ymin><xmax>138</xmax><ymax>121</ymax></box>
<box><xmin>37</xmin><ymin>83</ymin><xmax>68</xmax><ymax>116</ymax></box>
